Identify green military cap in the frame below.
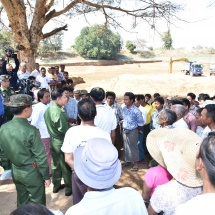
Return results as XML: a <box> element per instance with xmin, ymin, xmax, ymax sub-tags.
<box><xmin>4</xmin><ymin>94</ymin><xmax>32</xmax><ymax>107</ymax></box>
<box><xmin>81</xmin><ymin>90</ymin><xmax>88</xmax><ymax>95</ymax></box>
<box><xmin>0</xmin><ymin>74</ymin><xmax>11</xmax><ymax>81</ymax></box>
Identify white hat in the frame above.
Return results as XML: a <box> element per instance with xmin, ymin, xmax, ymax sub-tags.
<box><xmin>146</xmin><ymin>128</ymin><xmax>169</xmax><ymax>167</ymax></box>
<box><xmin>160</xmin><ymin>128</ymin><xmax>203</xmax><ymax>187</ymax></box>
<box><xmin>74</xmin><ymin>138</ymin><xmax>121</xmax><ymax>189</ymax></box>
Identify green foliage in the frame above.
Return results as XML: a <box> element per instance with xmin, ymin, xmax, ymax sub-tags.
<box><xmin>161</xmin><ymin>30</ymin><xmax>173</xmax><ymax>50</ymax></box>
<box><xmin>38</xmin><ymin>32</ymin><xmax>63</xmax><ymax>56</ymax></box>
<box><xmin>74</xmin><ymin>24</ymin><xmax>121</xmax><ymax>60</ymax></box>
<box><xmin>148</xmin><ymin>46</ymin><xmax>154</xmax><ymax>51</ymax></box>
<box><xmin>126</xmin><ymin>40</ymin><xmax>136</xmax><ymax>52</ymax></box>
<box><xmin>0</xmin><ymin>32</ymin><xmax>12</xmax><ymax>56</ymax></box>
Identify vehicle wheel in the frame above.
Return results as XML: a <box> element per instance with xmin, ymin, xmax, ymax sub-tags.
<box><xmin>210</xmin><ymin>73</ymin><xmax>212</xmax><ymax>76</ymax></box>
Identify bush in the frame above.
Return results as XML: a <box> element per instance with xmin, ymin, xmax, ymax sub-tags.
<box><xmin>126</xmin><ymin>40</ymin><xmax>136</xmax><ymax>53</ymax></box>
<box><xmin>74</xmin><ymin>25</ymin><xmax>121</xmax><ymax>60</ymax></box>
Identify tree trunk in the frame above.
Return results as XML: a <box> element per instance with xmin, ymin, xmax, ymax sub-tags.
<box><xmin>18</xmin><ymin>48</ymin><xmax>37</xmax><ymax>72</ymax></box>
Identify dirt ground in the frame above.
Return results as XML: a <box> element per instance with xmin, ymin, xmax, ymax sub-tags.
<box><xmin>69</xmin><ymin>61</ymin><xmax>215</xmax><ymax>100</ymax></box>
<box><xmin>0</xmin><ymin>61</ymin><xmax>214</xmax><ymax>214</ymax></box>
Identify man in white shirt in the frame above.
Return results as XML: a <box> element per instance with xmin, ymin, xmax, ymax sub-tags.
<box><xmin>171</xmin><ymin>104</ymin><xmax>189</xmax><ymax>129</ymax></box>
<box><xmin>17</xmin><ymin>62</ymin><xmax>31</xmax><ymax>80</ymax></box>
<box><xmin>90</xmin><ymin>87</ymin><xmax>117</xmax><ymax>144</ymax></box>
<box><xmin>62</xmin><ymin>98</ymin><xmax>111</xmax><ymax>205</ymax></box>
<box><xmin>65</xmin><ymin>137</ymin><xmax>147</xmax><ymax>215</ymax></box>
<box><xmin>104</xmin><ymin>91</ymin><xmax>123</xmax><ymax>157</ymax></box>
<box><xmin>30</xmin><ymin>63</ymin><xmax>40</xmax><ymax>77</ymax></box>
<box><xmin>201</xmin><ymin>104</ymin><xmax>215</xmax><ymax>133</ymax></box>
<box><xmin>36</xmin><ymin>67</ymin><xmax>50</xmax><ymax>89</ymax></box>
<box><xmin>30</xmin><ymin>89</ymin><xmax>52</xmax><ymax>175</ymax></box>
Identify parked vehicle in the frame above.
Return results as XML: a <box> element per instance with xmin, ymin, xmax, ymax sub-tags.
<box><xmin>209</xmin><ymin>64</ymin><xmax>215</xmax><ymax>76</ymax></box>
<box><xmin>181</xmin><ymin>62</ymin><xmax>203</xmax><ymax>76</ymax></box>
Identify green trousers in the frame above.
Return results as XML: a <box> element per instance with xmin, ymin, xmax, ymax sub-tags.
<box><xmin>50</xmin><ymin>137</ymin><xmax>72</xmax><ymax>193</ymax></box>
<box><xmin>12</xmin><ymin>164</ymin><xmax>46</xmax><ymax>207</ymax></box>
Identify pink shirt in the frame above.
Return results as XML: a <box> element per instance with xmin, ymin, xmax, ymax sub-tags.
<box><xmin>144</xmin><ymin>165</ymin><xmax>172</xmax><ymax>196</ymax></box>
<box><xmin>184</xmin><ymin>112</ymin><xmax>197</xmax><ymax>132</ymax></box>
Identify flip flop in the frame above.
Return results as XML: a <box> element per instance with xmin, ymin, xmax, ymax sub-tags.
<box><xmin>131</xmin><ymin>164</ymin><xmax>138</xmax><ymax>171</ymax></box>
<box><xmin>122</xmin><ymin>162</ymin><xmax>128</xmax><ymax>167</ymax></box>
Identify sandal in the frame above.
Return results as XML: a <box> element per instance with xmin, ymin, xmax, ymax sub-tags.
<box><xmin>131</xmin><ymin>164</ymin><xmax>138</xmax><ymax>171</ymax></box>
<box><xmin>122</xmin><ymin>162</ymin><xmax>128</xmax><ymax>167</ymax></box>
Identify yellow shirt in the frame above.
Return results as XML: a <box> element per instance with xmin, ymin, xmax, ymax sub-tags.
<box><xmin>145</xmin><ymin>104</ymin><xmax>153</xmax><ymax>125</ymax></box>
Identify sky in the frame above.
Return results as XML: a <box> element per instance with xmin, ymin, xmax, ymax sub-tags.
<box><xmin>48</xmin><ymin>0</ymin><xmax>215</xmax><ymax>50</ymax></box>
<box><xmin>1</xmin><ymin>1</ymin><xmax>215</xmax><ymax>50</ymax></box>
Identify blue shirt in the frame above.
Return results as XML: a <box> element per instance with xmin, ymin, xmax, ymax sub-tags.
<box><xmin>64</xmin><ymin>97</ymin><xmax>78</xmax><ymax>119</ymax></box>
<box><xmin>0</xmin><ymin>93</ymin><xmax>4</xmax><ymax>116</ymax></box>
<box><xmin>122</xmin><ymin>104</ymin><xmax>144</xmax><ymax>130</ymax></box>
<box><xmin>151</xmin><ymin>109</ymin><xmax>163</xmax><ymax>130</ymax></box>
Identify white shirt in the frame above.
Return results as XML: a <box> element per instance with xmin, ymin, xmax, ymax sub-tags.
<box><xmin>17</xmin><ymin>70</ymin><xmax>31</xmax><ymax>80</ymax></box>
<box><xmin>65</xmin><ymin>187</ymin><xmax>148</xmax><ymax>215</ymax></box>
<box><xmin>200</xmin><ymin>126</ymin><xmax>211</xmax><ymax>139</ymax></box>
<box><xmin>95</xmin><ymin>104</ymin><xmax>117</xmax><ymax>134</ymax></box>
<box><xmin>139</xmin><ymin>105</ymin><xmax>147</xmax><ymax>125</ymax></box>
<box><xmin>150</xmin><ymin>180</ymin><xmax>202</xmax><ymax>215</ymax></box>
<box><xmin>175</xmin><ymin>193</ymin><xmax>215</xmax><ymax>215</ymax></box>
<box><xmin>61</xmin><ymin>125</ymin><xmax>111</xmax><ymax>153</ymax></box>
<box><xmin>36</xmin><ymin>75</ymin><xmax>50</xmax><ymax>89</ymax></box>
<box><xmin>30</xmin><ymin>69</ymin><xmax>40</xmax><ymax>77</ymax></box>
<box><xmin>172</xmin><ymin>118</ymin><xmax>189</xmax><ymax>129</ymax></box>
<box><xmin>196</xmin><ymin>126</ymin><xmax>203</xmax><ymax>137</ymax></box>
<box><xmin>30</xmin><ymin>102</ymin><xmax>50</xmax><ymax>138</ymax></box>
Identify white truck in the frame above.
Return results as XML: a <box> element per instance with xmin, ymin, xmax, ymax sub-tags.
<box><xmin>181</xmin><ymin>62</ymin><xmax>203</xmax><ymax>76</ymax></box>
<box><xmin>209</xmin><ymin>64</ymin><xmax>215</xmax><ymax>76</ymax></box>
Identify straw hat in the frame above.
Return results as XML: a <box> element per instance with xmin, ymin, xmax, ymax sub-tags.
<box><xmin>160</xmin><ymin>128</ymin><xmax>203</xmax><ymax>187</ymax></box>
<box><xmin>146</xmin><ymin>128</ymin><xmax>169</xmax><ymax>167</ymax></box>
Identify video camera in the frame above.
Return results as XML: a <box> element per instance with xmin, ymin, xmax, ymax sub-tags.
<box><xmin>17</xmin><ymin>76</ymin><xmax>41</xmax><ymax>95</ymax></box>
<box><xmin>5</xmin><ymin>48</ymin><xmax>17</xmax><ymax>58</ymax></box>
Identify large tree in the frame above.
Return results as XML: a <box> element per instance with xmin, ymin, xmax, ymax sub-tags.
<box><xmin>0</xmin><ymin>0</ymin><xmax>182</xmax><ymax>70</ymax></box>
<box><xmin>75</xmin><ymin>24</ymin><xmax>121</xmax><ymax>60</ymax></box>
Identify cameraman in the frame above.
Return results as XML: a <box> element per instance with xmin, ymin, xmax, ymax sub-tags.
<box><xmin>2</xmin><ymin>52</ymin><xmax>20</xmax><ymax>91</ymax></box>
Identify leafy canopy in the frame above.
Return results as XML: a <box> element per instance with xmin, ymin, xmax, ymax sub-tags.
<box><xmin>74</xmin><ymin>24</ymin><xmax>121</xmax><ymax>60</ymax></box>
<box><xmin>162</xmin><ymin>30</ymin><xmax>173</xmax><ymax>50</ymax></box>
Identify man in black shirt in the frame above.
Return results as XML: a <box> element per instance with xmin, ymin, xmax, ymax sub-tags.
<box><xmin>2</xmin><ymin>55</ymin><xmax>20</xmax><ymax>91</ymax></box>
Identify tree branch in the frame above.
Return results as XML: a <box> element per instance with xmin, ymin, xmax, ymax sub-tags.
<box><xmin>42</xmin><ymin>24</ymin><xmax>68</xmax><ymax>39</ymax></box>
<box><xmin>45</xmin><ymin>0</ymin><xmax>55</xmax><ymax>12</ymax></box>
<box><xmin>45</xmin><ymin>0</ymin><xmax>80</xmax><ymax>22</ymax></box>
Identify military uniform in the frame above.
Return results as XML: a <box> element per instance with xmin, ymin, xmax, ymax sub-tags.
<box><xmin>0</xmin><ymin>75</ymin><xmax>14</xmax><ymax>122</ymax></box>
<box><xmin>0</xmin><ymin>93</ymin><xmax>4</xmax><ymax>126</ymax></box>
<box><xmin>44</xmin><ymin>102</ymin><xmax>72</xmax><ymax>195</ymax></box>
<box><xmin>0</xmin><ymin>94</ymin><xmax>50</xmax><ymax>207</ymax></box>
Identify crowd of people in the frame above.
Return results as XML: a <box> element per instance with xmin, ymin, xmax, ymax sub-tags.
<box><xmin>0</xmin><ymin>60</ymin><xmax>215</xmax><ymax>215</ymax></box>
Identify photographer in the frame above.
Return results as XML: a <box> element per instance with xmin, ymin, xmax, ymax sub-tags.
<box><xmin>2</xmin><ymin>50</ymin><xmax>20</xmax><ymax>91</ymax></box>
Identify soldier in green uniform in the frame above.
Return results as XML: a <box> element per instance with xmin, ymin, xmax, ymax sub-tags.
<box><xmin>0</xmin><ymin>94</ymin><xmax>51</xmax><ymax>207</ymax></box>
<box><xmin>44</xmin><ymin>88</ymin><xmax>72</xmax><ymax>196</ymax></box>
<box><xmin>0</xmin><ymin>74</ymin><xmax>14</xmax><ymax>122</ymax></box>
